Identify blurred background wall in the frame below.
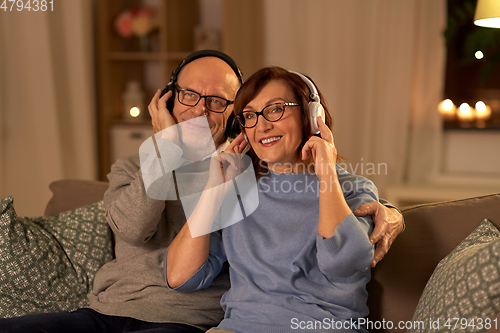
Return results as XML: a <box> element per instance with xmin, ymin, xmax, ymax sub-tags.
<box><xmin>1</xmin><ymin>0</ymin><xmax>499</xmax><ymax>216</ymax></box>
<box><xmin>0</xmin><ymin>0</ymin><xmax>97</xmax><ymax>216</ymax></box>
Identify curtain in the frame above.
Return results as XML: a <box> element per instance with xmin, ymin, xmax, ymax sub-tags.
<box><xmin>263</xmin><ymin>0</ymin><xmax>447</xmax><ymax>198</ymax></box>
<box><xmin>0</xmin><ymin>0</ymin><xmax>97</xmax><ymax>216</ymax></box>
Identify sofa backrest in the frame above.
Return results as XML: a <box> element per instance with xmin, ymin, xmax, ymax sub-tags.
<box><xmin>367</xmin><ymin>193</ymin><xmax>500</xmax><ymax>331</ymax></box>
<box><xmin>44</xmin><ymin>179</ymin><xmax>109</xmax><ymax>215</ymax></box>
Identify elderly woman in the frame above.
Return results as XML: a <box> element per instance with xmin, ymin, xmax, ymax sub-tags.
<box><xmin>165</xmin><ymin>66</ymin><xmax>378</xmax><ymax>333</ymax></box>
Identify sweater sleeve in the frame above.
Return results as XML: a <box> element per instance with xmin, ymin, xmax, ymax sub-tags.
<box><xmin>165</xmin><ymin>231</ymin><xmax>227</xmax><ymax>292</ymax></box>
<box><xmin>315</xmin><ymin>165</ymin><xmax>378</xmax><ymax>278</ymax></box>
<box><xmin>103</xmin><ymin>139</ymin><xmax>181</xmax><ymax>245</ymax></box>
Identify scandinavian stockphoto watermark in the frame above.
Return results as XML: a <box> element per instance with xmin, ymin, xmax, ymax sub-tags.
<box><xmin>258</xmin><ymin>172</ymin><xmax>376</xmax><ymax>197</ymax></box>
<box><xmin>290</xmin><ymin>317</ymin><xmax>420</xmax><ymax>331</ymax></box>
<box><xmin>290</xmin><ymin>317</ymin><xmax>498</xmax><ymax>331</ymax></box>
<box><xmin>1</xmin><ymin>0</ymin><xmax>54</xmax><ymax>12</ymax></box>
<box><xmin>139</xmin><ymin>117</ymin><xmax>386</xmax><ymax>236</ymax></box>
<box><xmin>256</xmin><ymin>159</ymin><xmax>381</xmax><ymax>196</ymax></box>
<box><xmin>139</xmin><ymin>116</ymin><xmax>259</xmax><ymax>237</ymax></box>
<box><xmin>257</xmin><ymin>158</ymin><xmax>388</xmax><ymax>178</ymax></box>
<box><xmin>338</xmin><ymin>158</ymin><xmax>388</xmax><ymax>177</ymax></box>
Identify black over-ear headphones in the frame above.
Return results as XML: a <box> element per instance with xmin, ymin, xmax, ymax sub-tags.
<box><xmin>160</xmin><ymin>49</ymin><xmax>243</xmax><ymax>139</ymax></box>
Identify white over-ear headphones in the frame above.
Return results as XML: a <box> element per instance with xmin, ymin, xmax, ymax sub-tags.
<box><xmin>288</xmin><ymin>71</ymin><xmax>325</xmax><ymax>134</ymax></box>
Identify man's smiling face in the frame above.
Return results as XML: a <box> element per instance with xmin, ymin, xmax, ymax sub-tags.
<box><xmin>172</xmin><ymin>56</ymin><xmax>240</xmax><ymax>150</ymax></box>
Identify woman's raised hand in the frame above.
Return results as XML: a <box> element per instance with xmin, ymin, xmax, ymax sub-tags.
<box><xmin>206</xmin><ymin>132</ymin><xmax>247</xmax><ymax>190</ymax></box>
<box><xmin>301</xmin><ymin>116</ymin><xmax>338</xmax><ymax>180</ymax></box>
<box><xmin>224</xmin><ymin>132</ymin><xmax>248</xmax><ymax>155</ymax></box>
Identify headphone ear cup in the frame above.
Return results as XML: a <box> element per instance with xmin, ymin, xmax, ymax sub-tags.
<box><xmin>225</xmin><ymin>113</ymin><xmax>241</xmax><ymax>139</ymax></box>
<box><xmin>160</xmin><ymin>83</ymin><xmax>175</xmax><ymax>114</ymax></box>
<box><xmin>166</xmin><ymin>95</ymin><xmax>174</xmax><ymax>114</ymax></box>
<box><xmin>309</xmin><ymin>102</ymin><xmax>325</xmax><ymax>134</ymax></box>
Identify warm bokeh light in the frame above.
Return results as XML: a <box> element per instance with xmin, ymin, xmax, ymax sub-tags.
<box><xmin>442</xmin><ymin>99</ymin><xmax>454</xmax><ymax>111</ymax></box>
<box><xmin>457</xmin><ymin>103</ymin><xmax>474</xmax><ymax>121</ymax></box>
<box><xmin>459</xmin><ymin>103</ymin><xmax>471</xmax><ymax>114</ymax></box>
<box><xmin>130</xmin><ymin>107</ymin><xmax>141</xmax><ymax>117</ymax></box>
<box><xmin>438</xmin><ymin>99</ymin><xmax>456</xmax><ymax>120</ymax></box>
<box><xmin>475</xmin><ymin>51</ymin><xmax>484</xmax><ymax>59</ymax></box>
<box><xmin>476</xmin><ymin>101</ymin><xmax>486</xmax><ymax>112</ymax></box>
<box><xmin>475</xmin><ymin>101</ymin><xmax>492</xmax><ymax>120</ymax></box>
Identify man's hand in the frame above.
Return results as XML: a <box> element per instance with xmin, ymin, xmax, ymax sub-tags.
<box><xmin>148</xmin><ymin>89</ymin><xmax>176</xmax><ymax>134</ymax></box>
<box><xmin>148</xmin><ymin>89</ymin><xmax>182</xmax><ymax>147</ymax></box>
<box><xmin>353</xmin><ymin>202</ymin><xmax>404</xmax><ymax>268</ymax></box>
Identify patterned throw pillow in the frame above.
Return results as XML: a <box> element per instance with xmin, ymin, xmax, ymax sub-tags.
<box><xmin>410</xmin><ymin>219</ymin><xmax>500</xmax><ymax>333</ymax></box>
<box><xmin>0</xmin><ymin>196</ymin><xmax>113</xmax><ymax>318</ymax></box>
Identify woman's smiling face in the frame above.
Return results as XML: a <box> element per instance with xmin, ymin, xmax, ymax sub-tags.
<box><xmin>244</xmin><ymin>80</ymin><xmax>304</xmax><ymax>173</ymax></box>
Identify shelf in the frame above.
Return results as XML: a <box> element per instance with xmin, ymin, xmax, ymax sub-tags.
<box><xmin>108</xmin><ymin>52</ymin><xmax>165</xmax><ymax>61</ymax></box>
<box><xmin>95</xmin><ymin>0</ymin><xmax>200</xmax><ymax>181</ymax></box>
<box><xmin>107</xmin><ymin>51</ymin><xmax>192</xmax><ymax>62</ymax></box>
<box><xmin>167</xmin><ymin>51</ymin><xmax>191</xmax><ymax>61</ymax></box>
<box><xmin>110</xmin><ymin>119</ymin><xmax>152</xmax><ymax>126</ymax></box>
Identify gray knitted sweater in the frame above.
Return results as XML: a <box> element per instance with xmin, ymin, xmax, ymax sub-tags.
<box><xmin>87</xmin><ymin>154</ymin><xmax>229</xmax><ymax>331</ymax></box>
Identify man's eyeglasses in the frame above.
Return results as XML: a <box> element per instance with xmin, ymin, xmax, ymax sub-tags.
<box><xmin>237</xmin><ymin>102</ymin><xmax>301</xmax><ymax>128</ymax></box>
<box><xmin>176</xmin><ymin>86</ymin><xmax>233</xmax><ymax>113</ymax></box>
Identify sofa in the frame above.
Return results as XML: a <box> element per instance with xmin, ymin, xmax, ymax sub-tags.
<box><xmin>1</xmin><ymin>179</ymin><xmax>500</xmax><ymax>332</ymax></box>
<box><xmin>367</xmin><ymin>192</ymin><xmax>500</xmax><ymax>332</ymax></box>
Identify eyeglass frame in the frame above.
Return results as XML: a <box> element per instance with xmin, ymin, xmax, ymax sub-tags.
<box><xmin>236</xmin><ymin>102</ymin><xmax>301</xmax><ymax>128</ymax></box>
<box><xmin>175</xmin><ymin>85</ymin><xmax>234</xmax><ymax>113</ymax></box>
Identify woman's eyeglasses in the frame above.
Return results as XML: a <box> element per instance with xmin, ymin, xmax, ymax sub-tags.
<box><xmin>237</xmin><ymin>102</ymin><xmax>300</xmax><ymax>128</ymax></box>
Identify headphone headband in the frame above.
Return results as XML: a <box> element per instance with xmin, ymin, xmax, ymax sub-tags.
<box><xmin>167</xmin><ymin>50</ymin><xmax>243</xmax><ymax>91</ymax></box>
<box><xmin>288</xmin><ymin>70</ymin><xmax>325</xmax><ymax>135</ymax></box>
<box><xmin>288</xmin><ymin>71</ymin><xmax>320</xmax><ymax>103</ymax></box>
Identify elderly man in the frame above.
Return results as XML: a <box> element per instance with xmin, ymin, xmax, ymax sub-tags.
<box><xmin>0</xmin><ymin>50</ymin><xmax>402</xmax><ymax>333</ymax></box>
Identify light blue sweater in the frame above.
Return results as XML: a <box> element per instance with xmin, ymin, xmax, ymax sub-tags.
<box><xmin>166</xmin><ymin>165</ymin><xmax>378</xmax><ymax>333</ymax></box>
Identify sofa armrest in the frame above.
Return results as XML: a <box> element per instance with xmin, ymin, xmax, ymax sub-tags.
<box><xmin>44</xmin><ymin>179</ymin><xmax>109</xmax><ymax>216</ymax></box>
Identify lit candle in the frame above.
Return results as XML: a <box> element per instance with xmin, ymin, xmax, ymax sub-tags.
<box><xmin>457</xmin><ymin>103</ymin><xmax>474</xmax><ymax>121</ymax></box>
<box><xmin>130</xmin><ymin>107</ymin><xmax>141</xmax><ymax>118</ymax></box>
<box><xmin>438</xmin><ymin>99</ymin><xmax>456</xmax><ymax>120</ymax></box>
<box><xmin>475</xmin><ymin>101</ymin><xmax>492</xmax><ymax>120</ymax></box>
